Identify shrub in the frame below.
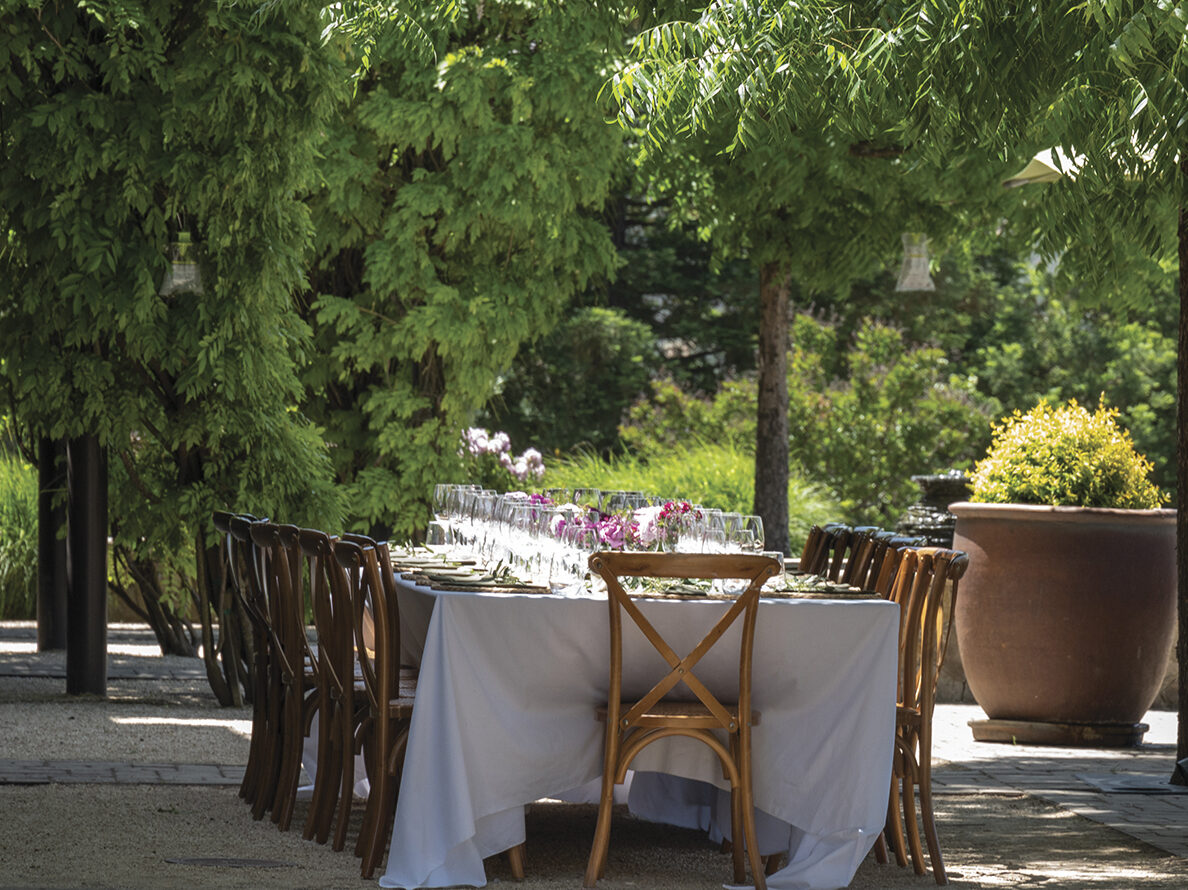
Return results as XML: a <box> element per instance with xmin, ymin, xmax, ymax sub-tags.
<box><xmin>459</xmin><ymin>427</ymin><xmax>545</xmax><ymax>491</ymax></box>
<box><xmin>542</xmin><ymin>440</ymin><xmax>841</xmax><ymax>553</ymax></box>
<box><xmin>620</xmin><ymin>376</ymin><xmax>755</xmax><ymax>457</ymax></box>
<box><xmin>0</xmin><ymin>457</ymin><xmax>38</xmax><ymax>620</ymax></box>
<box><xmin>482</xmin><ymin>306</ymin><xmax>659</xmax><ymax>454</ymax></box>
<box><xmin>969</xmin><ymin>399</ymin><xmax>1165</xmax><ymax>509</ymax></box>
<box><xmin>620</xmin><ymin>315</ymin><xmax>990</xmax><ymax>527</ymax></box>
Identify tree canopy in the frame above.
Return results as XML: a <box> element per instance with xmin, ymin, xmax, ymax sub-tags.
<box><xmin>609</xmin><ymin>0</ymin><xmax>1188</xmax><ymax>778</ymax></box>
<box><xmin>303</xmin><ymin>3</ymin><xmax>626</xmax><ymax>539</ymax></box>
<box><xmin>0</xmin><ymin>0</ymin><xmax>346</xmax><ymax>698</ymax></box>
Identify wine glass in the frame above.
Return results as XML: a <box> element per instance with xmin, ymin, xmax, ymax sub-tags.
<box><xmin>700</xmin><ymin>509</ymin><xmax>727</xmax><ymax>553</ymax></box>
<box><xmin>719</xmin><ymin>512</ymin><xmax>744</xmax><ymax>552</ymax></box>
<box><xmin>739</xmin><ymin>515</ymin><xmax>765</xmax><ymax>554</ymax></box>
<box><xmin>571</xmin><ymin>489</ymin><xmax>602</xmax><ymax>512</ymax></box>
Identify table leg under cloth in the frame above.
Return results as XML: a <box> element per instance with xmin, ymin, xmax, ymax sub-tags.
<box><xmin>380</xmin><ymin>582</ymin><xmax>897</xmax><ymax>890</ymax></box>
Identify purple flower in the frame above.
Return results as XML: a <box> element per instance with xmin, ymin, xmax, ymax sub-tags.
<box><xmin>597</xmin><ymin>515</ymin><xmax>627</xmax><ymax>549</ymax></box>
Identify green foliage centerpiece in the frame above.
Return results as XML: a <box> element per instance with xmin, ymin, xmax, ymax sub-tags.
<box><xmin>951</xmin><ymin>398</ymin><xmax>1176</xmax><ymax>746</ymax></box>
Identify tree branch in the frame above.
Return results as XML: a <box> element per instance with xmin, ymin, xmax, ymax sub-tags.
<box><xmin>116</xmin><ymin>449</ymin><xmax>163</xmax><ymax>505</ymax></box>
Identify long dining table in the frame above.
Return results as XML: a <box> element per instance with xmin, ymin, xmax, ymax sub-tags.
<box><xmin>379</xmin><ymin>570</ymin><xmax>899</xmax><ymax>890</ymax></box>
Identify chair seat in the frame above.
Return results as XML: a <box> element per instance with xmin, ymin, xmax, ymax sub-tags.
<box><xmin>896</xmin><ymin>704</ymin><xmax>922</xmax><ymax>727</ymax></box>
<box><xmin>597</xmin><ymin>699</ymin><xmax>760</xmax><ymax>729</ymax></box>
<box><xmin>351</xmin><ymin>667</ymin><xmax>417</xmax><ymax>696</ymax></box>
<box><xmin>384</xmin><ymin>696</ymin><xmax>416</xmax><ymax>720</ymax></box>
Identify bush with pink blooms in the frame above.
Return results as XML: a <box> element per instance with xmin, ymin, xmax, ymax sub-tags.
<box><xmin>461</xmin><ymin>427</ymin><xmax>545</xmax><ymax>490</ymax></box>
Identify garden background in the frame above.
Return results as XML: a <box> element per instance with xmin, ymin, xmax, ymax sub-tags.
<box><xmin>0</xmin><ymin>3</ymin><xmax>1177</xmax><ymax>657</ymax></box>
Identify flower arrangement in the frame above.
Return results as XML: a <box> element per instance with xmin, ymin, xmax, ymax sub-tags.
<box><xmin>553</xmin><ymin>506</ymin><xmax>638</xmax><ymax>551</ymax></box>
<box><xmin>553</xmin><ymin>499</ymin><xmax>703</xmax><ymax>551</ymax></box>
<box><xmin>461</xmin><ymin>427</ymin><xmax>545</xmax><ymax>488</ymax></box>
<box><xmin>635</xmin><ymin>500</ymin><xmax>704</xmax><ymax>550</ymax></box>
<box><xmin>969</xmin><ymin>399</ymin><xmax>1165</xmax><ymax>509</ymax></box>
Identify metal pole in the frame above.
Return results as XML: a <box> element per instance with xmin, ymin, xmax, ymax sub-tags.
<box><xmin>37</xmin><ymin>438</ymin><xmax>68</xmax><ymax>651</ymax></box>
<box><xmin>66</xmin><ymin>435</ymin><xmax>107</xmax><ymax>696</ymax></box>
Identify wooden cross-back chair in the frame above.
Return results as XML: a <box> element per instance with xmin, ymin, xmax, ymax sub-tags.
<box><xmin>297</xmin><ymin>527</ymin><xmax>369</xmax><ymax>851</ymax></box>
<box><xmin>838</xmin><ymin>526</ymin><xmax>880</xmax><ymax>587</ymax></box>
<box><xmin>334</xmin><ymin>537</ymin><xmax>417</xmax><ymax>879</ymax></box>
<box><xmin>222</xmin><ymin>512</ymin><xmax>279</xmax><ymax>815</ymax></box>
<box><xmin>583</xmin><ymin>551</ymin><xmax>781</xmax><ymax>890</ymax></box>
<box><xmin>248</xmin><ymin>521</ymin><xmax>319</xmax><ymax>832</ymax></box>
<box><xmin>875</xmin><ymin>546</ymin><xmax>969</xmax><ymax>885</ymax></box>
<box><xmin>797</xmin><ymin>525</ymin><xmax>828</xmax><ymax>574</ymax></box>
<box><xmin>797</xmin><ymin>522</ymin><xmax>851</xmax><ymax>577</ymax></box>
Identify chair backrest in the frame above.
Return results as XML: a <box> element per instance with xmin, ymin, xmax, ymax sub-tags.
<box><xmin>587</xmin><ymin>552</ymin><xmax>780</xmax><ymax>734</ymax></box>
<box><xmin>798</xmin><ymin>526</ymin><xmax>828</xmax><ymax>574</ymax></box>
<box><xmin>889</xmin><ymin>547</ymin><xmax>969</xmax><ymax>720</ymax></box>
<box><xmin>334</xmin><ymin>537</ymin><xmax>398</xmax><ymax>717</ymax></box>
<box><xmin>249</xmin><ymin>521</ymin><xmax>312</xmax><ymax>683</ymax></box>
<box><xmin>227</xmin><ymin>514</ymin><xmax>268</xmax><ymax>619</ymax></box>
<box><xmin>797</xmin><ymin>523</ymin><xmax>855</xmax><ymax>578</ymax></box>
<box><xmin>840</xmin><ymin>526</ymin><xmax>882</xmax><ymax>587</ymax></box>
<box><xmin>298</xmin><ymin>528</ymin><xmax>355</xmax><ymax>702</ymax></box>
<box><xmin>822</xmin><ymin>524</ymin><xmax>854</xmax><ymax>581</ymax></box>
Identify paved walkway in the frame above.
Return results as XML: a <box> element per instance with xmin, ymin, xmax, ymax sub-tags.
<box><xmin>932</xmin><ymin>704</ymin><xmax>1188</xmax><ymax>859</ymax></box>
<box><xmin>2</xmin><ymin>623</ymin><xmax>1186</xmax><ymax>866</ymax></box>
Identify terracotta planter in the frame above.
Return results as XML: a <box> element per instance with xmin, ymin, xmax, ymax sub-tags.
<box><xmin>950</xmin><ymin>502</ymin><xmax>1176</xmax><ymax>745</ymax></box>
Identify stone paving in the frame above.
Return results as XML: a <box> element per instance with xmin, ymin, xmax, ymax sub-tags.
<box><xmin>0</xmin><ymin>758</ymin><xmax>244</xmax><ymax>785</ymax></box>
<box><xmin>931</xmin><ymin>703</ymin><xmax>1188</xmax><ymax>859</ymax></box>
<box><xmin>2</xmin><ymin>622</ymin><xmax>1187</xmax><ymax>869</ymax></box>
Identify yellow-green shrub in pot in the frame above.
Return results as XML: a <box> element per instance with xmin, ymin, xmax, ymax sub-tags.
<box><xmin>950</xmin><ymin>399</ymin><xmax>1174</xmax><ymax>746</ymax></box>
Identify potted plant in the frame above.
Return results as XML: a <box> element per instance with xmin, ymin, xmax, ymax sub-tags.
<box><xmin>949</xmin><ymin>399</ymin><xmax>1175</xmax><ymax>746</ymax></box>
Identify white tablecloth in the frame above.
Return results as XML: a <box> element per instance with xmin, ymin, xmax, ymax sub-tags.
<box><xmin>380</xmin><ymin>580</ymin><xmax>898</xmax><ymax>890</ymax></box>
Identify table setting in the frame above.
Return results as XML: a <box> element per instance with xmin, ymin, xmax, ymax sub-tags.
<box><xmin>369</xmin><ymin>485</ymin><xmax>899</xmax><ymax>890</ymax></box>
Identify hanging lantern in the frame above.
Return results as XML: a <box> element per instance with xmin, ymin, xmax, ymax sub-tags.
<box><xmin>160</xmin><ymin>232</ymin><xmax>203</xmax><ymax>295</ymax></box>
<box><xmin>895</xmin><ymin>232</ymin><xmax>934</xmax><ymax>292</ymax></box>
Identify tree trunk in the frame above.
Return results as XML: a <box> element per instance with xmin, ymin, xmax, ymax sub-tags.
<box><xmin>755</xmin><ymin>262</ymin><xmax>790</xmax><ymax>554</ymax></box>
<box><xmin>109</xmin><ymin>547</ymin><xmax>197</xmax><ymax>657</ymax></box>
<box><xmin>1174</xmin><ymin>157</ymin><xmax>1188</xmax><ymax>785</ymax></box>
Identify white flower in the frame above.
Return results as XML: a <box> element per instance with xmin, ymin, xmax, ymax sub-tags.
<box><xmin>521</xmin><ymin>448</ymin><xmax>545</xmax><ymax>477</ymax></box>
<box><xmin>463</xmin><ymin>427</ymin><xmax>489</xmax><ymax>456</ymax></box>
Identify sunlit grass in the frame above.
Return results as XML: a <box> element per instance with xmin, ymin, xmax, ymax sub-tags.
<box><xmin>543</xmin><ymin>440</ymin><xmax>841</xmax><ymax>552</ymax></box>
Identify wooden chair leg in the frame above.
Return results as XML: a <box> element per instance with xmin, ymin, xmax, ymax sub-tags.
<box><xmin>304</xmin><ymin>700</ymin><xmax>335</xmax><ymax>842</ymax></box>
<box><xmin>902</xmin><ymin>767</ymin><xmax>926</xmax><ymax>876</ymax></box>
<box><xmin>582</xmin><ymin>737</ymin><xmax>619</xmax><ymax>889</ymax></box>
<box><xmin>764</xmin><ymin>852</ymin><xmax>784</xmax><ymax>876</ymax></box>
<box><xmin>358</xmin><ymin>766</ymin><xmax>388</xmax><ymax>878</ymax></box>
<box><xmin>272</xmin><ymin>693</ymin><xmax>305</xmax><ymax>831</ymax></box>
<box><xmin>506</xmin><ymin>842</ymin><xmax>526</xmax><ymax>880</ymax></box>
<box><xmin>360</xmin><ymin>722</ymin><xmax>409</xmax><ymax>880</ymax></box>
<box><xmin>318</xmin><ymin>704</ymin><xmax>349</xmax><ymax>846</ymax></box>
<box><xmin>354</xmin><ymin>729</ymin><xmax>377</xmax><ymax>859</ymax></box>
<box><xmin>251</xmin><ymin>687</ymin><xmax>283</xmax><ymax>821</ymax></box>
<box><xmin>332</xmin><ymin>709</ymin><xmax>358</xmax><ymax>852</ymax></box>
<box><xmin>730</xmin><ymin>783</ymin><xmax>746</xmax><ymax>883</ymax></box>
<box><xmin>737</xmin><ymin>740</ymin><xmax>767</xmax><ymax>890</ymax></box>
<box><xmin>887</xmin><ymin>775</ymin><xmax>909</xmax><ymax>868</ymax></box>
<box><xmin>240</xmin><ymin>669</ymin><xmax>267</xmax><ymax>804</ymax></box>
<box><xmin>919</xmin><ymin>761</ymin><xmax>947</xmax><ymax>884</ymax></box>
<box><xmin>873</xmin><ymin>831</ymin><xmax>889</xmax><ymax>864</ymax></box>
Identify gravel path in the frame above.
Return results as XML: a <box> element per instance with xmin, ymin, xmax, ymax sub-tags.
<box><xmin>3</xmin><ymin>624</ymin><xmax>1187</xmax><ymax>889</ymax></box>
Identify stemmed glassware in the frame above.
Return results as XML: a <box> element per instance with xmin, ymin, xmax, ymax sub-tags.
<box><xmin>739</xmin><ymin>515</ymin><xmax>765</xmax><ymax>553</ymax></box>
<box><xmin>432</xmin><ymin>481</ymin><xmax>780</xmax><ymax>591</ymax></box>
<box><xmin>697</xmin><ymin>509</ymin><xmax>725</xmax><ymax>553</ymax></box>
